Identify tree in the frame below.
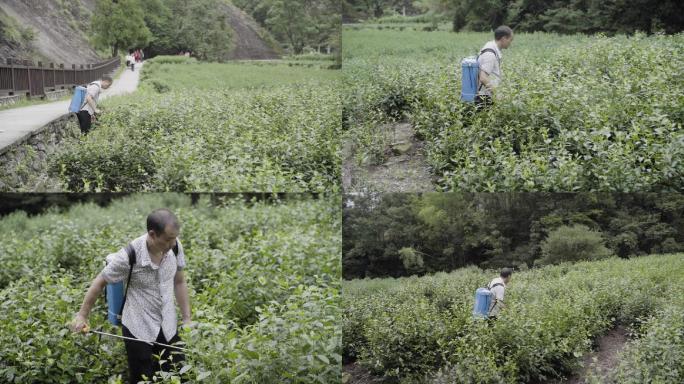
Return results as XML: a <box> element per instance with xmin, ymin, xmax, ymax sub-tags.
<box><xmin>91</xmin><ymin>0</ymin><xmax>151</xmax><ymax>56</ymax></box>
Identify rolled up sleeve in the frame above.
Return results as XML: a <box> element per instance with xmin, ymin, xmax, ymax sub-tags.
<box><xmin>101</xmin><ymin>249</ymin><xmax>130</xmax><ymax>283</ymax></box>
<box><xmin>175</xmin><ymin>240</ymin><xmax>186</xmax><ymax>270</ymax></box>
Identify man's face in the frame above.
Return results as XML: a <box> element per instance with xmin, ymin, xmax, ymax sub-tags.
<box><xmin>503</xmin><ymin>276</ymin><xmax>511</xmax><ymax>284</ymax></box>
<box><xmin>149</xmin><ymin>224</ymin><xmax>179</xmax><ymax>253</ymax></box>
<box><xmin>501</xmin><ymin>34</ymin><xmax>514</xmax><ymax>49</ymax></box>
<box><xmin>102</xmin><ymin>80</ymin><xmax>112</xmax><ymax>89</ymax></box>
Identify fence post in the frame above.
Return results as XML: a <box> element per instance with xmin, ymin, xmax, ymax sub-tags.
<box><xmin>38</xmin><ymin>61</ymin><xmax>45</xmax><ymax>97</ymax></box>
<box><xmin>8</xmin><ymin>58</ymin><xmax>15</xmax><ymax>95</ymax></box>
<box><xmin>27</xmin><ymin>61</ymin><xmax>32</xmax><ymax>98</ymax></box>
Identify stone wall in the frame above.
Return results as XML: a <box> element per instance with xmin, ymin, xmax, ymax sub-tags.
<box><xmin>0</xmin><ymin>113</ymin><xmax>80</xmax><ymax>190</ymax></box>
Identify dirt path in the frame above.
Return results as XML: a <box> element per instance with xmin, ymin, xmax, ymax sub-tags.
<box><xmin>343</xmin><ymin>122</ymin><xmax>437</xmax><ymax>192</ymax></box>
<box><xmin>550</xmin><ymin>326</ymin><xmax>629</xmax><ymax>384</ymax></box>
<box><xmin>343</xmin><ymin>362</ymin><xmax>393</xmax><ymax>384</ymax></box>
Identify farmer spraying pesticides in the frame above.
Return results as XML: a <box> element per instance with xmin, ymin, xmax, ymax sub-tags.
<box><xmin>70</xmin><ymin>209</ymin><xmax>191</xmax><ymax>383</ymax></box>
<box><xmin>461</xmin><ymin>26</ymin><xmax>514</xmax><ymax>109</ymax></box>
<box><xmin>473</xmin><ymin>267</ymin><xmax>513</xmax><ymax>320</ymax></box>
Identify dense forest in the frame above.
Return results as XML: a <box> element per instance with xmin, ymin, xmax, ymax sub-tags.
<box><xmin>343</xmin><ymin>193</ymin><xmax>684</xmax><ymax>279</ymax></box>
<box><xmin>342</xmin><ymin>0</ymin><xmax>684</xmax><ymax>34</ymax></box>
<box><xmin>91</xmin><ymin>0</ymin><xmax>340</xmax><ymax>60</ymax></box>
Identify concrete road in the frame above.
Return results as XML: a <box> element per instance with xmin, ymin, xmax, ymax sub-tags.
<box><xmin>0</xmin><ymin>62</ymin><xmax>143</xmax><ymax>152</ymax></box>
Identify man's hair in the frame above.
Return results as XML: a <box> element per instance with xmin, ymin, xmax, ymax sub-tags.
<box><xmin>147</xmin><ymin>208</ymin><xmax>180</xmax><ymax>234</ymax></box>
<box><xmin>101</xmin><ymin>75</ymin><xmax>113</xmax><ymax>83</ymax></box>
<box><xmin>494</xmin><ymin>25</ymin><xmax>513</xmax><ymax>40</ymax></box>
<box><xmin>500</xmin><ymin>267</ymin><xmax>513</xmax><ymax>278</ymax></box>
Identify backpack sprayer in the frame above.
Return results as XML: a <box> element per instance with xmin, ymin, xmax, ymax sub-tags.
<box><xmin>460</xmin><ymin>48</ymin><xmax>501</xmax><ymax>102</ymax></box>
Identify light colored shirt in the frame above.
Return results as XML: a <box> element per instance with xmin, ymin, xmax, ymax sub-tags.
<box><xmin>488</xmin><ymin>276</ymin><xmax>506</xmax><ymax>317</ymax></box>
<box><xmin>81</xmin><ymin>81</ymin><xmax>102</xmax><ymax>116</ymax></box>
<box><xmin>101</xmin><ymin>234</ymin><xmax>186</xmax><ymax>342</ymax></box>
<box><xmin>477</xmin><ymin>40</ymin><xmax>503</xmax><ymax>96</ymax></box>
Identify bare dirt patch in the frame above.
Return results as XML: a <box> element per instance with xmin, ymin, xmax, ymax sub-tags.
<box><xmin>343</xmin><ymin>121</ymin><xmax>437</xmax><ymax>193</ymax></box>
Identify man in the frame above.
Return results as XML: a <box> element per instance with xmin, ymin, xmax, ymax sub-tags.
<box><xmin>70</xmin><ymin>208</ymin><xmax>191</xmax><ymax>383</ymax></box>
<box><xmin>477</xmin><ymin>25</ymin><xmax>514</xmax><ymax>109</ymax></box>
<box><xmin>488</xmin><ymin>267</ymin><xmax>513</xmax><ymax>319</ymax></box>
<box><xmin>76</xmin><ymin>75</ymin><xmax>112</xmax><ymax>134</ymax></box>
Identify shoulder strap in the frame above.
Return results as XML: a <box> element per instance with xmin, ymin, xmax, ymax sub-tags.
<box><xmin>488</xmin><ymin>282</ymin><xmax>504</xmax><ymax>290</ymax></box>
<box><xmin>119</xmin><ymin>243</ymin><xmax>136</xmax><ymax>323</ymax></box>
<box><xmin>479</xmin><ymin>48</ymin><xmax>500</xmax><ymax>62</ymax></box>
<box><xmin>172</xmin><ymin>241</ymin><xmax>179</xmax><ymax>257</ymax></box>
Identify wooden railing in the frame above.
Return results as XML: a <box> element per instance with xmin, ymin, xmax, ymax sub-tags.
<box><xmin>0</xmin><ymin>57</ymin><xmax>120</xmax><ymax>99</ymax></box>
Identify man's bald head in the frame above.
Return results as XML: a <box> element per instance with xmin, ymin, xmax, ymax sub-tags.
<box><xmin>147</xmin><ymin>208</ymin><xmax>180</xmax><ymax>235</ymax></box>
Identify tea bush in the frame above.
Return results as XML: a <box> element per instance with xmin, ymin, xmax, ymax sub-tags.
<box><xmin>0</xmin><ymin>194</ymin><xmax>341</xmax><ymax>383</ymax></box>
<box><xmin>342</xmin><ymin>254</ymin><xmax>684</xmax><ymax>383</ymax></box>
<box><xmin>343</xmin><ymin>28</ymin><xmax>684</xmax><ymax>191</ymax></box>
<box><xmin>49</xmin><ymin>85</ymin><xmax>341</xmax><ymax>192</ymax></box>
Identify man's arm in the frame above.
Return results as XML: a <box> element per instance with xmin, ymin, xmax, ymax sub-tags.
<box><xmin>85</xmin><ymin>95</ymin><xmax>98</xmax><ymax>115</ymax></box>
<box><xmin>70</xmin><ymin>273</ymin><xmax>107</xmax><ymax>332</ymax></box>
<box><xmin>174</xmin><ymin>270</ymin><xmax>191</xmax><ymax>325</ymax></box>
<box><xmin>479</xmin><ymin>71</ymin><xmax>494</xmax><ymax>91</ymax></box>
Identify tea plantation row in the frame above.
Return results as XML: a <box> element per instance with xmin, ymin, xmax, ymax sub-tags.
<box><xmin>343</xmin><ymin>253</ymin><xmax>684</xmax><ymax>383</ymax></box>
<box><xmin>343</xmin><ymin>29</ymin><xmax>684</xmax><ymax>191</ymax></box>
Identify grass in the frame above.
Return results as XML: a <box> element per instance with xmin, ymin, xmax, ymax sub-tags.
<box><xmin>140</xmin><ymin>55</ymin><xmax>340</xmax><ymax>91</ymax></box>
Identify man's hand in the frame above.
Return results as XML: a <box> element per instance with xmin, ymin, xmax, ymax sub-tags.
<box><xmin>70</xmin><ymin>314</ymin><xmax>89</xmax><ymax>333</ymax></box>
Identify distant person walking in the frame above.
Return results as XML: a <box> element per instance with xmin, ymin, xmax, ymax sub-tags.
<box><xmin>127</xmin><ymin>53</ymin><xmax>135</xmax><ymax>71</ymax></box>
<box><xmin>477</xmin><ymin>26</ymin><xmax>514</xmax><ymax>109</ymax></box>
<box><xmin>76</xmin><ymin>76</ymin><xmax>112</xmax><ymax>134</ymax></box>
<box><xmin>487</xmin><ymin>267</ymin><xmax>513</xmax><ymax>319</ymax></box>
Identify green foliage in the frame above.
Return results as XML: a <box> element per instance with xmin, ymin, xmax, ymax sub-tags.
<box><xmin>47</xmin><ymin>61</ymin><xmax>341</xmax><ymax>193</ymax></box>
<box><xmin>140</xmin><ymin>56</ymin><xmax>340</xmax><ymax>91</ymax></box>
<box><xmin>538</xmin><ymin>225</ymin><xmax>613</xmax><ymax>266</ymax></box>
<box><xmin>343</xmin><ymin>28</ymin><xmax>684</xmax><ymax>191</ymax></box>
<box><xmin>234</xmin><ymin>0</ymin><xmax>341</xmax><ymax>54</ymax></box>
<box><xmin>343</xmin><ymin>193</ymin><xmax>684</xmax><ymax>279</ymax></box>
<box><xmin>91</xmin><ymin>0</ymin><xmax>152</xmax><ymax>56</ymax></box>
<box><xmin>613</xmin><ymin>302</ymin><xmax>684</xmax><ymax>384</ymax></box>
<box><xmin>345</xmin><ymin>0</ymin><xmax>684</xmax><ymax>34</ymax></box>
<box><xmin>343</xmin><ymin>254</ymin><xmax>684</xmax><ymax>383</ymax></box>
<box><xmin>0</xmin><ymin>194</ymin><xmax>341</xmax><ymax>383</ymax></box>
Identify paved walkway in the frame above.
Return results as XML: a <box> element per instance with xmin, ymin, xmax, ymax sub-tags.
<box><xmin>0</xmin><ymin>62</ymin><xmax>143</xmax><ymax>151</ymax></box>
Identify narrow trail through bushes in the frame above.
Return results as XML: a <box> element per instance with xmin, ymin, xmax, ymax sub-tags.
<box><xmin>551</xmin><ymin>325</ymin><xmax>630</xmax><ymax>384</ymax></box>
<box><xmin>343</xmin><ymin>121</ymin><xmax>436</xmax><ymax>192</ymax></box>
<box><xmin>344</xmin><ymin>326</ymin><xmax>630</xmax><ymax>384</ymax></box>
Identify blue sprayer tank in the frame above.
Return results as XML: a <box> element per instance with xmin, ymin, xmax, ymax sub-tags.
<box><xmin>68</xmin><ymin>86</ymin><xmax>87</xmax><ymax>113</ymax></box>
<box><xmin>460</xmin><ymin>57</ymin><xmax>479</xmax><ymax>102</ymax></box>
<box><xmin>473</xmin><ymin>287</ymin><xmax>493</xmax><ymax>319</ymax></box>
<box><xmin>106</xmin><ymin>281</ymin><xmax>124</xmax><ymax>325</ymax></box>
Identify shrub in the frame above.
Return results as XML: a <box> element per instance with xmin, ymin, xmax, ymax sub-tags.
<box><xmin>539</xmin><ymin>225</ymin><xmax>613</xmax><ymax>265</ymax></box>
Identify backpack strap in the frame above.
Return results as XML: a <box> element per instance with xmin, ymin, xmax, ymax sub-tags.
<box><xmin>119</xmin><ymin>243</ymin><xmax>136</xmax><ymax>324</ymax></box>
<box><xmin>489</xmin><ymin>282</ymin><xmax>504</xmax><ymax>290</ymax></box>
<box><xmin>478</xmin><ymin>48</ymin><xmax>500</xmax><ymax>63</ymax></box>
<box><xmin>477</xmin><ymin>48</ymin><xmax>501</xmax><ymax>92</ymax></box>
<box><xmin>118</xmin><ymin>240</ymin><xmax>180</xmax><ymax>324</ymax></box>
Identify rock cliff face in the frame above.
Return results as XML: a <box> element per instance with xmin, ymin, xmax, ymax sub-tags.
<box><xmin>0</xmin><ymin>0</ymin><xmax>101</xmax><ymax>65</ymax></box>
<box><xmin>0</xmin><ymin>0</ymin><xmax>279</xmax><ymax>65</ymax></box>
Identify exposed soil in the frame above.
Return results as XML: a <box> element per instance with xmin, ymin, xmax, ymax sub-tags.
<box><xmin>343</xmin><ymin>362</ymin><xmax>393</xmax><ymax>384</ymax></box>
<box><xmin>343</xmin><ymin>121</ymin><xmax>437</xmax><ymax>192</ymax></box>
<box><xmin>549</xmin><ymin>326</ymin><xmax>630</xmax><ymax>384</ymax></box>
<box><xmin>221</xmin><ymin>3</ymin><xmax>280</xmax><ymax>60</ymax></box>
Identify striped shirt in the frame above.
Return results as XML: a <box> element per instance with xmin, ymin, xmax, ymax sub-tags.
<box><xmin>101</xmin><ymin>234</ymin><xmax>186</xmax><ymax>342</ymax></box>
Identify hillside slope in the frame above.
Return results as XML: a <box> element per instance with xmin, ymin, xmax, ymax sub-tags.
<box><xmin>222</xmin><ymin>2</ymin><xmax>280</xmax><ymax>60</ymax></box>
<box><xmin>0</xmin><ymin>0</ymin><xmax>279</xmax><ymax>65</ymax></box>
<box><xmin>0</xmin><ymin>0</ymin><xmax>101</xmax><ymax>65</ymax></box>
